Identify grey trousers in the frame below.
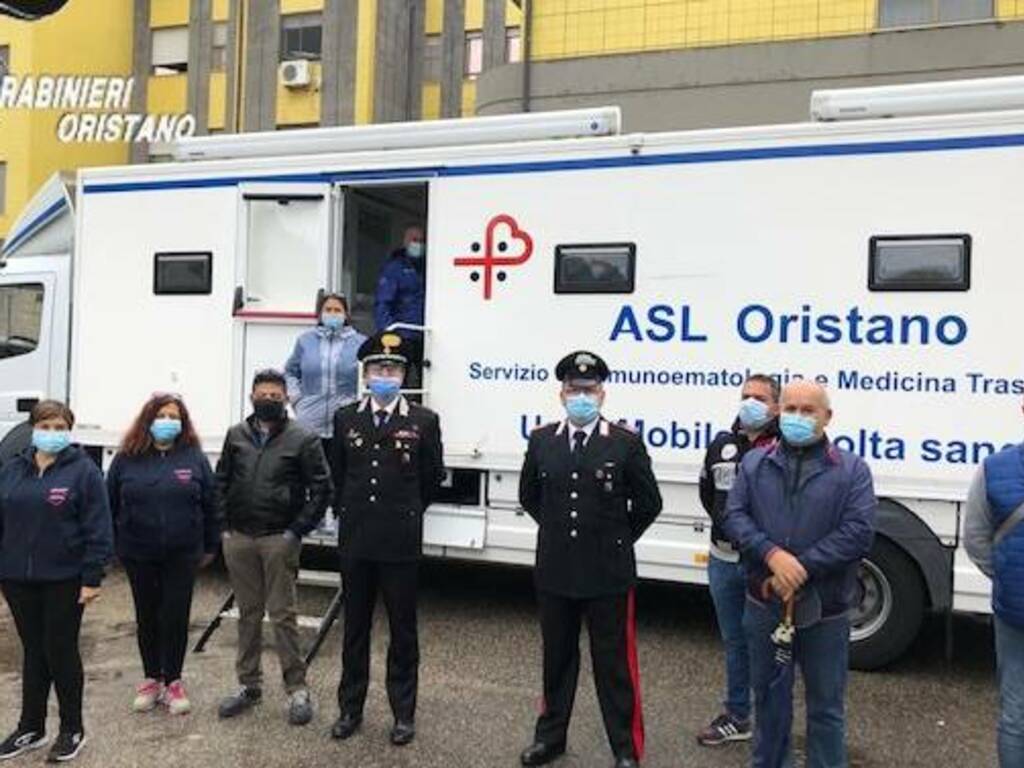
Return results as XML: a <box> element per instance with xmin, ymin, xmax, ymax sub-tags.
<box><xmin>222</xmin><ymin>531</ymin><xmax>307</xmax><ymax>694</ymax></box>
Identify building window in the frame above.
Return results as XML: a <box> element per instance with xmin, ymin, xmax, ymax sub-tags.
<box><xmin>0</xmin><ymin>46</ymin><xmax>8</xmax><ymax>77</ymax></box>
<box><xmin>280</xmin><ymin>13</ymin><xmax>322</xmax><ymax>61</ymax></box>
<box><xmin>0</xmin><ymin>162</ymin><xmax>5</xmax><ymax>215</ymax></box>
<box><xmin>423</xmin><ymin>34</ymin><xmax>441</xmax><ymax>81</ymax></box>
<box><xmin>464</xmin><ymin>31</ymin><xmax>483</xmax><ymax>78</ymax></box>
<box><xmin>0</xmin><ymin>283</ymin><xmax>44</xmax><ymax>360</ymax></box>
<box><xmin>151</xmin><ymin>26</ymin><xmax>189</xmax><ymax>75</ymax></box>
<box><xmin>879</xmin><ymin>0</ymin><xmax>993</xmax><ymax>27</ymax></box>
<box><xmin>212</xmin><ymin>22</ymin><xmax>228</xmax><ymax>72</ymax></box>
<box><xmin>506</xmin><ymin>27</ymin><xmax>521</xmax><ymax>63</ymax></box>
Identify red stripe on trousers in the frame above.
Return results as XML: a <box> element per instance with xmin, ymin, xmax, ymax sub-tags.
<box><xmin>626</xmin><ymin>587</ymin><xmax>645</xmax><ymax>761</ymax></box>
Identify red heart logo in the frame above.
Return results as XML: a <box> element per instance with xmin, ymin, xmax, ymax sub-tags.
<box><xmin>454</xmin><ymin>214</ymin><xmax>534</xmax><ymax>300</ymax></box>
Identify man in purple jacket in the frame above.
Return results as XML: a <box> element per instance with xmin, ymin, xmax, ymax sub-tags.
<box><xmin>722</xmin><ymin>381</ymin><xmax>876</xmax><ymax>768</ymax></box>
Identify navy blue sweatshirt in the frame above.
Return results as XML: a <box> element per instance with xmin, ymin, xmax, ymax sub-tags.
<box><xmin>107</xmin><ymin>444</ymin><xmax>219</xmax><ymax>562</ymax></box>
<box><xmin>0</xmin><ymin>446</ymin><xmax>113</xmax><ymax>587</ymax></box>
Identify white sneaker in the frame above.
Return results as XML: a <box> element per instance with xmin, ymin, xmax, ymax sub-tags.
<box><xmin>132</xmin><ymin>679</ymin><xmax>163</xmax><ymax>712</ymax></box>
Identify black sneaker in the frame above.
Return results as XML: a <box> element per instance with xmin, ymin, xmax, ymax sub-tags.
<box><xmin>45</xmin><ymin>732</ymin><xmax>86</xmax><ymax>763</ymax></box>
<box><xmin>696</xmin><ymin>713</ymin><xmax>751</xmax><ymax>746</ymax></box>
<box><xmin>218</xmin><ymin>686</ymin><xmax>262</xmax><ymax>719</ymax></box>
<box><xmin>0</xmin><ymin>729</ymin><xmax>48</xmax><ymax>760</ymax></box>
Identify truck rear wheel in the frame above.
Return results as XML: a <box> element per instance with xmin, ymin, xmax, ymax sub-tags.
<box><xmin>849</xmin><ymin>536</ymin><xmax>926</xmax><ymax>671</ymax></box>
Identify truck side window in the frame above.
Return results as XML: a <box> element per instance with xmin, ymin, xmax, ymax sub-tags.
<box><xmin>868</xmin><ymin>235</ymin><xmax>970</xmax><ymax>292</ymax></box>
<box><xmin>554</xmin><ymin>243</ymin><xmax>636</xmax><ymax>294</ymax></box>
<box><xmin>0</xmin><ymin>283</ymin><xmax>43</xmax><ymax>359</ymax></box>
<box><xmin>154</xmin><ymin>252</ymin><xmax>213</xmax><ymax>295</ymax></box>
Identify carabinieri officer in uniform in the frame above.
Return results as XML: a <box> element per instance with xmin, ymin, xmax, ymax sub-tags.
<box><xmin>518</xmin><ymin>351</ymin><xmax>663</xmax><ymax>768</ymax></box>
<box><xmin>330</xmin><ymin>332</ymin><xmax>444</xmax><ymax>747</ymax></box>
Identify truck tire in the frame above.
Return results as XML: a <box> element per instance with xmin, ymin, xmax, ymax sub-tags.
<box><xmin>0</xmin><ymin>420</ymin><xmax>32</xmax><ymax>466</ymax></box>
<box><xmin>849</xmin><ymin>536</ymin><xmax>926</xmax><ymax>671</ymax></box>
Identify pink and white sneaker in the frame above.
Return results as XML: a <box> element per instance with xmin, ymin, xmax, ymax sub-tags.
<box><xmin>163</xmin><ymin>680</ymin><xmax>192</xmax><ymax>716</ymax></box>
<box><xmin>132</xmin><ymin>679</ymin><xmax>163</xmax><ymax>712</ymax></box>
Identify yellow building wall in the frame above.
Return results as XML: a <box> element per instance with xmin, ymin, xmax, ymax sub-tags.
<box><xmin>276</xmin><ymin>62</ymin><xmax>322</xmax><ymax>125</ymax></box>
<box><xmin>147</xmin><ymin>74</ymin><xmax>188</xmax><ymax>115</ymax></box>
<box><xmin>281</xmin><ymin>0</ymin><xmax>325</xmax><ymax>14</ymax></box>
<box><xmin>532</xmin><ymin>0</ymin><xmax>879</xmax><ymax>59</ymax></box>
<box><xmin>355</xmin><ymin>0</ymin><xmax>377</xmax><ymax>124</ymax></box>
<box><xmin>151</xmin><ymin>0</ymin><xmax>190</xmax><ymax>28</ymax></box>
<box><xmin>997</xmin><ymin>0</ymin><xmax>1024</xmax><ymax>18</ymax></box>
<box><xmin>213</xmin><ymin>0</ymin><xmax>230</xmax><ymax>22</ymax></box>
<box><xmin>208</xmin><ymin>71</ymin><xmax>227</xmax><ymax>129</ymax></box>
<box><xmin>427</xmin><ymin>0</ymin><xmax>523</xmax><ymax>34</ymax></box>
<box><xmin>0</xmin><ymin>0</ymin><xmax>132</xmax><ymax>239</ymax></box>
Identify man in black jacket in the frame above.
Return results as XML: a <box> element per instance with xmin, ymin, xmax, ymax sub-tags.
<box><xmin>215</xmin><ymin>369</ymin><xmax>332</xmax><ymax>725</ymax></box>
<box><xmin>695</xmin><ymin>374</ymin><xmax>779</xmax><ymax>748</ymax></box>
<box><xmin>330</xmin><ymin>332</ymin><xmax>444</xmax><ymax>747</ymax></box>
<box><xmin>518</xmin><ymin>351</ymin><xmax>662</xmax><ymax>768</ymax></box>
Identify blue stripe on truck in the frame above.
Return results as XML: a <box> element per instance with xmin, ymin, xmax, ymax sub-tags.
<box><xmin>81</xmin><ymin>131</ymin><xmax>1024</xmax><ymax>195</ymax></box>
<box><xmin>1</xmin><ymin>198</ymin><xmax>67</xmax><ymax>256</ymax></box>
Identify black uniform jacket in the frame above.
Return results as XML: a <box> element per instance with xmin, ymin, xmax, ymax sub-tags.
<box><xmin>519</xmin><ymin>418</ymin><xmax>663</xmax><ymax>598</ymax></box>
<box><xmin>332</xmin><ymin>396</ymin><xmax>444</xmax><ymax>563</ymax></box>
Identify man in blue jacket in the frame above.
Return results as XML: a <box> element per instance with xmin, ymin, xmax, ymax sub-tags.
<box><xmin>964</xmin><ymin>396</ymin><xmax>1024</xmax><ymax>767</ymax></box>
<box><xmin>722</xmin><ymin>380</ymin><xmax>876</xmax><ymax>768</ymax></box>
<box><xmin>374</xmin><ymin>225</ymin><xmax>426</xmax><ymax>336</ymax></box>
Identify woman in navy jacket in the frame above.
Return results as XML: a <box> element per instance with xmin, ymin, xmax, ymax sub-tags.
<box><xmin>106</xmin><ymin>393</ymin><xmax>218</xmax><ymax>717</ymax></box>
<box><xmin>0</xmin><ymin>400</ymin><xmax>113</xmax><ymax>764</ymax></box>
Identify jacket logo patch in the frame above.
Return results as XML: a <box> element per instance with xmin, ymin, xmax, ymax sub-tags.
<box><xmin>173</xmin><ymin>468</ymin><xmax>193</xmax><ymax>484</ymax></box>
<box><xmin>720</xmin><ymin>443</ymin><xmax>739</xmax><ymax>460</ymax></box>
<box><xmin>46</xmin><ymin>487</ymin><xmax>69</xmax><ymax>507</ymax></box>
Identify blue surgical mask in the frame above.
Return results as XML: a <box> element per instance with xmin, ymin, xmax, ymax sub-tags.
<box><xmin>32</xmin><ymin>429</ymin><xmax>71</xmax><ymax>455</ymax></box>
<box><xmin>565</xmin><ymin>394</ymin><xmax>600</xmax><ymax>426</ymax></box>
<box><xmin>321</xmin><ymin>314</ymin><xmax>344</xmax><ymax>330</ymax></box>
<box><xmin>150</xmin><ymin>418</ymin><xmax>182</xmax><ymax>443</ymax></box>
<box><xmin>738</xmin><ymin>398</ymin><xmax>772</xmax><ymax>430</ymax></box>
<box><xmin>406</xmin><ymin>241</ymin><xmax>424</xmax><ymax>259</ymax></box>
<box><xmin>779</xmin><ymin>413</ymin><xmax>820</xmax><ymax>447</ymax></box>
<box><xmin>368</xmin><ymin>376</ymin><xmax>402</xmax><ymax>403</ymax></box>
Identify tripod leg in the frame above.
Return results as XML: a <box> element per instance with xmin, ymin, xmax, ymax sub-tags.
<box><xmin>193</xmin><ymin>592</ymin><xmax>236</xmax><ymax>654</ymax></box>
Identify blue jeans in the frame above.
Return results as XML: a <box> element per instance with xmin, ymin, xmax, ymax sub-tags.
<box><xmin>708</xmin><ymin>554</ymin><xmax>751</xmax><ymax>721</ymax></box>
<box><xmin>996</xmin><ymin>615</ymin><xmax>1024</xmax><ymax>767</ymax></box>
<box><xmin>745</xmin><ymin>598</ymin><xmax>849</xmax><ymax>768</ymax></box>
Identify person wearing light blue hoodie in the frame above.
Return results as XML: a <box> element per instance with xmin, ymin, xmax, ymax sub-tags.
<box><xmin>285</xmin><ymin>292</ymin><xmax>367</xmax><ymax>455</ymax></box>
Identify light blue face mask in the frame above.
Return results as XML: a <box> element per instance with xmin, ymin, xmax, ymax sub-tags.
<box><xmin>150</xmin><ymin>418</ymin><xmax>182</xmax><ymax>443</ymax></box>
<box><xmin>32</xmin><ymin>429</ymin><xmax>71</xmax><ymax>455</ymax></box>
<box><xmin>779</xmin><ymin>413</ymin><xmax>820</xmax><ymax>446</ymax></box>
<box><xmin>738</xmin><ymin>397</ymin><xmax>772</xmax><ymax>430</ymax></box>
<box><xmin>321</xmin><ymin>314</ymin><xmax>345</xmax><ymax>330</ymax></box>
<box><xmin>368</xmin><ymin>376</ymin><xmax>402</xmax><ymax>403</ymax></box>
<box><xmin>565</xmin><ymin>394</ymin><xmax>600</xmax><ymax>426</ymax></box>
<box><xmin>406</xmin><ymin>241</ymin><xmax>425</xmax><ymax>259</ymax></box>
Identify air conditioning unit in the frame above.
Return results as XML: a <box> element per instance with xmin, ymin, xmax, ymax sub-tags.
<box><xmin>279</xmin><ymin>59</ymin><xmax>311</xmax><ymax>89</ymax></box>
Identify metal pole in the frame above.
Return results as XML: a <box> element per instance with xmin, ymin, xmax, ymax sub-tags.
<box><xmin>520</xmin><ymin>0</ymin><xmax>532</xmax><ymax>113</ymax></box>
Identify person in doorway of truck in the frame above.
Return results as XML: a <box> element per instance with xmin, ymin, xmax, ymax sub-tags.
<box><xmin>696</xmin><ymin>374</ymin><xmax>780</xmax><ymax>748</ymax></box>
<box><xmin>964</xmin><ymin>396</ymin><xmax>1024</xmax><ymax>768</ymax></box>
<box><xmin>722</xmin><ymin>381</ymin><xmax>876</xmax><ymax>768</ymax></box>
<box><xmin>374</xmin><ymin>225</ymin><xmax>426</xmax><ymax>389</ymax></box>
<box><xmin>106</xmin><ymin>393</ymin><xmax>220</xmax><ymax>717</ymax></box>
<box><xmin>215</xmin><ymin>369</ymin><xmax>333</xmax><ymax>727</ymax></box>
<box><xmin>0</xmin><ymin>400</ymin><xmax>113</xmax><ymax>764</ymax></box>
<box><xmin>284</xmin><ymin>292</ymin><xmax>367</xmax><ymax>459</ymax></box>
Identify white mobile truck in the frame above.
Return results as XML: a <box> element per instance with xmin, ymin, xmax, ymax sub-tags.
<box><xmin>3</xmin><ymin>77</ymin><xmax>1022</xmax><ymax>669</ymax></box>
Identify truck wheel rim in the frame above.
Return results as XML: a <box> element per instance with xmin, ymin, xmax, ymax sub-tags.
<box><xmin>850</xmin><ymin>559</ymin><xmax>892</xmax><ymax>643</ymax></box>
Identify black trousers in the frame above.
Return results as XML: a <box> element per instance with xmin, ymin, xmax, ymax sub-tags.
<box><xmin>534</xmin><ymin>589</ymin><xmax>644</xmax><ymax>761</ymax></box>
<box><xmin>338</xmin><ymin>559</ymin><xmax>418</xmax><ymax>722</ymax></box>
<box><xmin>1</xmin><ymin>579</ymin><xmax>85</xmax><ymax>735</ymax></box>
<box><xmin>122</xmin><ymin>557</ymin><xmax>198</xmax><ymax>683</ymax></box>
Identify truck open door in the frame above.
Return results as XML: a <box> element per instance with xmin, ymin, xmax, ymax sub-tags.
<box><xmin>232</xmin><ymin>183</ymin><xmax>334</xmax><ymax>415</ymax></box>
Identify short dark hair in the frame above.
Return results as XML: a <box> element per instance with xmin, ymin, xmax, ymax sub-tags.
<box><xmin>745</xmin><ymin>373</ymin><xmax>781</xmax><ymax>403</ymax></box>
<box><xmin>30</xmin><ymin>399</ymin><xmax>75</xmax><ymax>428</ymax></box>
<box><xmin>252</xmin><ymin>368</ymin><xmax>287</xmax><ymax>393</ymax></box>
<box><xmin>315</xmin><ymin>291</ymin><xmax>349</xmax><ymax>318</ymax></box>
